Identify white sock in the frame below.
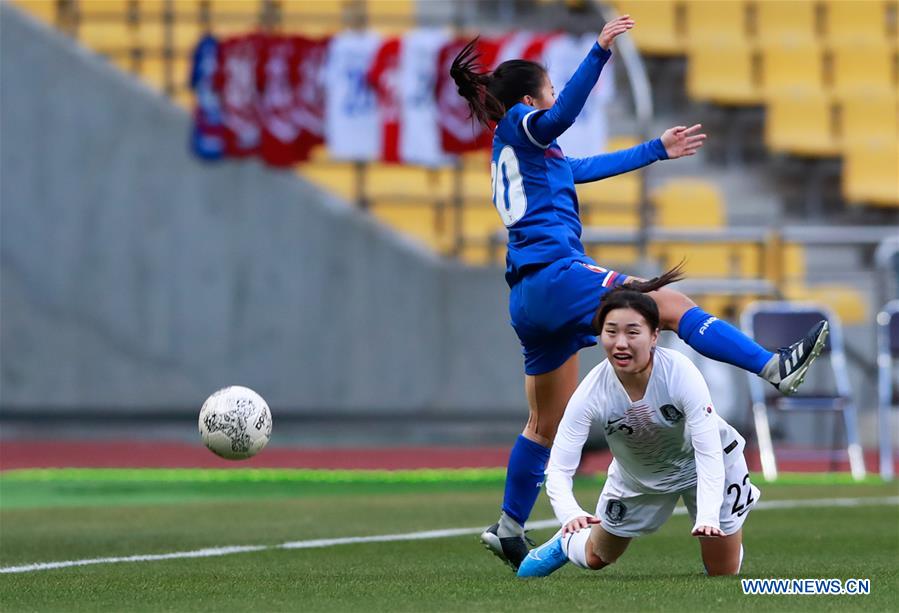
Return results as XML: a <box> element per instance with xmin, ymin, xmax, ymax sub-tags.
<box><xmin>497</xmin><ymin>511</ymin><xmax>524</xmax><ymax>538</ymax></box>
<box><xmin>563</xmin><ymin>529</ymin><xmax>591</xmax><ymax>569</ymax></box>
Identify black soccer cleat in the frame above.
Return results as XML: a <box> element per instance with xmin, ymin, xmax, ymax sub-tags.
<box><xmin>479</xmin><ymin>523</ymin><xmax>532</xmax><ymax>571</ymax></box>
<box><xmin>763</xmin><ymin>320</ymin><xmax>829</xmax><ymax>396</ymax></box>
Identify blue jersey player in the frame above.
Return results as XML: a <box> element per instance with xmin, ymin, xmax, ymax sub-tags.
<box><xmin>449</xmin><ymin>15</ymin><xmax>829</xmax><ymax>571</ymax></box>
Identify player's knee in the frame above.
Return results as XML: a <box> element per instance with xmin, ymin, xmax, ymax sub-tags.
<box><xmin>654</xmin><ymin>288</ymin><xmax>697</xmax><ymax>330</ymax></box>
<box><xmin>587</xmin><ymin>546</ymin><xmax>618</xmax><ymax>570</ymax></box>
<box><xmin>584</xmin><ymin>548</ymin><xmax>608</xmax><ymax>570</ymax></box>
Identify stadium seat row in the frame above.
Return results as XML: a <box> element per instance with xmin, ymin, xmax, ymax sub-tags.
<box><xmin>616</xmin><ymin>0</ymin><xmax>899</xmax><ymax>56</ymax></box>
<box><xmin>625</xmin><ymin>0</ymin><xmax>899</xmax><ymax>209</ymax></box>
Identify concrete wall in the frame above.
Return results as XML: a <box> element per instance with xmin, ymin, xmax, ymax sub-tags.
<box><xmin>0</xmin><ymin>5</ymin><xmax>526</xmax><ymax>416</ymax></box>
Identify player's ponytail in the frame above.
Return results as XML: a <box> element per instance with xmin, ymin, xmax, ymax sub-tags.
<box><xmin>592</xmin><ymin>263</ymin><xmax>687</xmax><ymax>333</ymax></box>
<box><xmin>449</xmin><ymin>38</ymin><xmax>505</xmax><ymax>127</ymax></box>
<box><xmin>450</xmin><ymin>37</ymin><xmax>549</xmax><ymax>127</ymax></box>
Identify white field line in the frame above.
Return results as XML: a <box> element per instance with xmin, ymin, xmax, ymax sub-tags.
<box><xmin>2</xmin><ymin>496</ymin><xmax>896</xmax><ymax>575</ymax></box>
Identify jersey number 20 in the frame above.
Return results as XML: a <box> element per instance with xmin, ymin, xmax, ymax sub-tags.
<box><xmin>491</xmin><ymin>146</ymin><xmax>527</xmax><ymax>227</ymax></box>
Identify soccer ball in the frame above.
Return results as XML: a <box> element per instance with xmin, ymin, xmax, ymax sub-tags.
<box><xmin>199</xmin><ymin>386</ymin><xmax>272</xmax><ymax>460</ymax></box>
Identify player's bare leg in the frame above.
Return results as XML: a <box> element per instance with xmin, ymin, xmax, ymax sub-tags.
<box><xmin>698</xmin><ymin>529</ymin><xmax>743</xmax><ymax>576</ymax></box>
<box><xmin>482</xmin><ymin>354</ymin><xmax>580</xmax><ymax>570</ymax></box>
<box><xmin>585</xmin><ymin>524</ymin><xmax>632</xmax><ymax>569</ymax></box>
<box><xmin>523</xmin><ymin>353</ymin><xmax>580</xmax><ymax>446</ymax></box>
<box><xmin>518</xmin><ymin>520</ymin><xmax>632</xmax><ymax>577</ymax></box>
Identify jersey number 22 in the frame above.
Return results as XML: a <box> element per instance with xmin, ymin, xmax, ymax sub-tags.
<box><xmin>491</xmin><ymin>146</ymin><xmax>527</xmax><ymax>227</ymax></box>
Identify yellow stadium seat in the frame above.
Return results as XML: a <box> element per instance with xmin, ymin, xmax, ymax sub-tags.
<box><xmin>585</xmin><ymin>245</ymin><xmax>640</xmax><ymax>269</ymax></box>
<box><xmin>581</xmin><ymin>205</ymin><xmax>639</xmax><ymax>228</ymax></box>
<box><xmin>784</xmin><ymin>284</ymin><xmax>868</xmax><ymax>325</ymax></box>
<box><xmin>687</xmin><ymin>41</ymin><xmax>762</xmax><ymax>105</ymax></box>
<box><xmin>370</xmin><ymin>201</ymin><xmax>448</xmax><ymax>252</ymax></box>
<box><xmin>754</xmin><ymin>0</ymin><xmax>819</xmax><ymax>47</ymax></box>
<box><xmin>365</xmin><ymin>164</ymin><xmax>452</xmax><ymax>201</ymax></box>
<box><xmin>759</xmin><ymin>240</ymin><xmax>806</xmax><ymax>284</ymax></box>
<box><xmin>648</xmin><ymin>177</ymin><xmax>734</xmax><ymax>277</ymax></box>
<box><xmin>842</xmin><ymin>140</ymin><xmax>899</xmax><ymax>207</ymax></box>
<box><xmin>460</xmin><ymin>166</ymin><xmax>494</xmax><ymax>203</ymax></box>
<box><xmin>650</xmin><ymin>242</ymin><xmax>762</xmax><ymax>278</ymax></box>
<box><xmin>133</xmin><ymin>0</ymin><xmax>168</xmax><ymax>18</ymax></box>
<box><xmin>839</xmin><ymin>93</ymin><xmax>898</xmax><ymax>151</ymax></box>
<box><xmin>281</xmin><ymin>0</ymin><xmax>344</xmax><ymax>35</ymax></box>
<box><xmin>650</xmin><ymin>178</ymin><xmax>725</xmax><ymax>227</ymax></box>
<box><xmin>167</xmin><ymin>0</ymin><xmax>207</xmax><ymax>23</ymax></box>
<box><xmin>764</xmin><ymin>91</ymin><xmax>840</xmax><ymax>157</ymax></box>
<box><xmin>11</xmin><ymin>0</ymin><xmax>58</xmax><ymax>25</ymax></box>
<box><xmin>134</xmin><ymin>20</ymin><xmax>167</xmax><ymax>49</ymax></box>
<box><xmin>461</xmin><ymin>205</ymin><xmax>503</xmax><ymax>241</ymax></box>
<box><xmin>172</xmin><ymin>22</ymin><xmax>206</xmax><ymax>52</ymax></box>
<box><xmin>298</xmin><ymin>162</ymin><xmax>358</xmax><ymax>201</ymax></box>
<box><xmin>577</xmin><ymin>174</ymin><xmax>642</xmax><ymax>209</ymax></box>
<box><xmin>761</xmin><ymin>43</ymin><xmax>825</xmax><ymax>97</ymax></box>
<box><xmin>139</xmin><ymin>56</ymin><xmax>190</xmax><ymax>93</ymax></box>
<box><xmin>614</xmin><ymin>0</ymin><xmax>684</xmax><ymax>56</ymax></box>
<box><xmin>78</xmin><ymin>21</ymin><xmax>135</xmax><ymax>51</ymax></box>
<box><xmin>78</xmin><ymin>0</ymin><xmax>131</xmax><ymax>17</ymax></box>
<box><xmin>209</xmin><ymin>0</ymin><xmax>262</xmax><ymax>18</ymax></box>
<box><xmin>823</xmin><ymin>0</ymin><xmax>893</xmax><ymax>47</ymax></box>
<box><xmin>829</xmin><ymin>43</ymin><xmax>895</xmax><ymax>99</ymax></box>
<box><xmin>782</xmin><ymin>243</ymin><xmax>807</xmax><ymax>280</ymax></box>
<box><xmin>365</xmin><ymin>0</ymin><xmax>415</xmax><ymax>35</ymax></box>
<box><xmin>683</xmin><ymin>0</ymin><xmax>749</xmax><ymax>48</ymax></box>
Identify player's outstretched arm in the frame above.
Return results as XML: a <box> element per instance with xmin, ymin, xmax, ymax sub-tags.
<box><xmin>660</xmin><ymin>124</ymin><xmax>707</xmax><ymax>159</ymax></box>
<box><xmin>527</xmin><ymin>16</ymin><xmax>634</xmax><ymax>146</ymax></box>
<box><xmin>566</xmin><ymin>139</ymin><xmax>667</xmax><ymax>183</ymax></box>
<box><xmin>566</xmin><ymin>123</ymin><xmax>707</xmax><ymax>183</ymax></box>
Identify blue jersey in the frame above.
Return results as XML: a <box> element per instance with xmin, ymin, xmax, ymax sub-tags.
<box><xmin>491</xmin><ymin>43</ymin><xmax>668</xmax><ymax>287</ymax></box>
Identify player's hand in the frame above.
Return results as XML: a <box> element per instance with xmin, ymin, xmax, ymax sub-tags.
<box><xmin>563</xmin><ymin>515</ymin><xmax>601</xmax><ymax>535</ymax></box>
<box><xmin>661</xmin><ymin>124</ymin><xmax>707</xmax><ymax>159</ymax></box>
<box><xmin>598</xmin><ymin>15</ymin><xmax>635</xmax><ymax>50</ymax></box>
<box><xmin>692</xmin><ymin>525</ymin><xmax>725</xmax><ymax>538</ymax></box>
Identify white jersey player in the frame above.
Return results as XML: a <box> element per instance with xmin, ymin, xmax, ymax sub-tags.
<box><xmin>517</xmin><ymin>284</ymin><xmax>760</xmax><ymax>578</ymax></box>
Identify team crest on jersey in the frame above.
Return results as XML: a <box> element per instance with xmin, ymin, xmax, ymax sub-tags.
<box><xmin>659</xmin><ymin>404</ymin><xmax>684</xmax><ymax>424</ymax></box>
<box><xmin>605</xmin><ymin>499</ymin><xmax>627</xmax><ymax>524</ymax></box>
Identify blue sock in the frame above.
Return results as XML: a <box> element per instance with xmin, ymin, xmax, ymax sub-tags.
<box><xmin>677</xmin><ymin>306</ymin><xmax>773</xmax><ymax>374</ymax></box>
<box><xmin>501</xmin><ymin>435</ymin><xmax>551</xmax><ymax>527</ymax></box>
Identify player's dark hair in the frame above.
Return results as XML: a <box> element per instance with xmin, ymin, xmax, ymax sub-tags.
<box><xmin>449</xmin><ymin>37</ymin><xmax>548</xmax><ymax>127</ymax></box>
<box><xmin>592</xmin><ymin>264</ymin><xmax>687</xmax><ymax>333</ymax></box>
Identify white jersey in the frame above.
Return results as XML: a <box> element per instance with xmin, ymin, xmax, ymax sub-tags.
<box><xmin>542</xmin><ymin>33</ymin><xmax>614</xmax><ymax>157</ymax></box>
<box><xmin>324</xmin><ymin>30</ymin><xmax>382</xmax><ymax>161</ymax></box>
<box><xmin>545</xmin><ymin>347</ymin><xmax>745</xmax><ymax>530</ymax></box>
<box><xmin>398</xmin><ymin>28</ymin><xmax>451</xmax><ymax>166</ymax></box>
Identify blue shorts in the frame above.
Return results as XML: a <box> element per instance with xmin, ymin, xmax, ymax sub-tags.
<box><xmin>509</xmin><ymin>256</ymin><xmax>628</xmax><ymax>376</ymax></box>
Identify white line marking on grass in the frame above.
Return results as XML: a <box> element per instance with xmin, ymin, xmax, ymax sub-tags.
<box><xmin>2</xmin><ymin>496</ymin><xmax>896</xmax><ymax>574</ymax></box>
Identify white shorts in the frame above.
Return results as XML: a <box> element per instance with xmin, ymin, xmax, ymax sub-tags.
<box><xmin>595</xmin><ymin>453</ymin><xmax>761</xmax><ymax>538</ymax></box>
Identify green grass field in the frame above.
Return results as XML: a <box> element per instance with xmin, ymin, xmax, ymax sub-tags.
<box><xmin>1</xmin><ymin>469</ymin><xmax>897</xmax><ymax>612</ymax></box>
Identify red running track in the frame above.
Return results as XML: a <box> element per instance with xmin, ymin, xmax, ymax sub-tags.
<box><xmin>1</xmin><ymin>440</ymin><xmax>896</xmax><ymax>474</ymax></box>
